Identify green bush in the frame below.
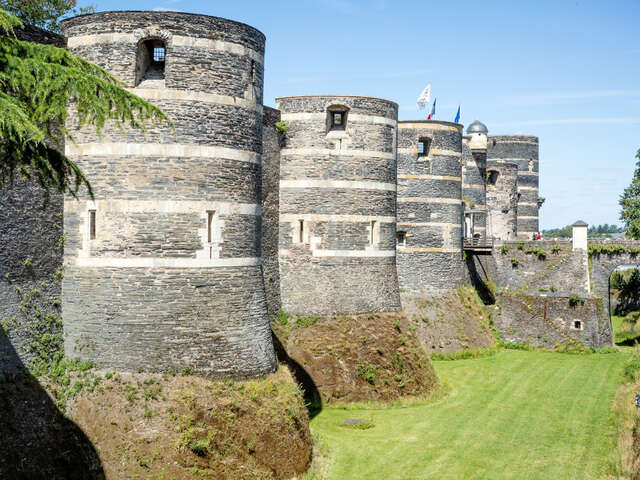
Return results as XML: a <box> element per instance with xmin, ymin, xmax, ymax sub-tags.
<box><xmin>511</xmin><ymin>258</ymin><xmax>519</xmax><ymax>267</ymax></box>
<box><xmin>622</xmin><ymin>351</ymin><xmax>640</xmax><ymax>383</ymax></box>
<box><xmin>568</xmin><ymin>295</ymin><xmax>585</xmax><ymax>307</ymax></box>
<box><xmin>517</xmin><ymin>242</ymin><xmax>524</xmax><ymax>250</ymax></box>
<box><xmin>356</xmin><ymin>362</ymin><xmax>377</xmax><ymax>385</ymax></box>
<box><xmin>500</xmin><ymin>245</ymin><xmax>510</xmax><ymax>255</ymax></box>
<box><xmin>551</xmin><ymin>243</ymin><xmax>561</xmax><ymax>254</ymax></box>
<box><xmin>274</xmin><ymin>120</ymin><xmax>289</xmax><ymax>134</ymax></box>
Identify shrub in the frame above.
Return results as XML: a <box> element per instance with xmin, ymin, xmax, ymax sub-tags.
<box><xmin>276</xmin><ymin>310</ymin><xmax>290</xmax><ymax>326</ymax></box>
<box><xmin>356</xmin><ymin>362</ymin><xmax>377</xmax><ymax>385</ymax></box>
<box><xmin>622</xmin><ymin>351</ymin><xmax>640</xmax><ymax>383</ymax></box>
<box><xmin>511</xmin><ymin>258</ymin><xmax>519</xmax><ymax>267</ymax></box>
<box><xmin>274</xmin><ymin>120</ymin><xmax>289</xmax><ymax>134</ymax></box>
<box><xmin>551</xmin><ymin>243</ymin><xmax>561</xmax><ymax>254</ymax></box>
<box><xmin>517</xmin><ymin>242</ymin><xmax>524</xmax><ymax>250</ymax></box>
<box><xmin>568</xmin><ymin>295</ymin><xmax>585</xmax><ymax>307</ymax></box>
<box><xmin>500</xmin><ymin>245</ymin><xmax>510</xmax><ymax>255</ymax></box>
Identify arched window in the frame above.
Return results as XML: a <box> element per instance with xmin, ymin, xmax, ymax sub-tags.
<box><xmin>487</xmin><ymin>170</ymin><xmax>499</xmax><ymax>186</ymax></box>
<box><xmin>136</xmin><ymin>38</ymin><xmax>166</xmax><ymax>87</ymax></box>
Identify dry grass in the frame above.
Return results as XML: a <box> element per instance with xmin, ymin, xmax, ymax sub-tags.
<box><xmin>67</xmin><ymin>365</ymin><xmax>311</xmax><ymax>480</ymax></box>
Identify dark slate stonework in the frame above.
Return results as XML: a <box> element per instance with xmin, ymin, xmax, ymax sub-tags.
<box><xmin>486</xmin><ymin>161</ymin><xmax>518</xmax><ymax>241</ymax></box>
<box><xmin>497</xmin><ymin>294</ymin><xmax>611</xmax><ymax>349</ymax></box>
<box><xmin>61</xmin><ymin>11</ymin><xmax>275</xmax><ymax>377</ymax></box>
<box><xmin>0</xmin><ymin>179</ymin><xmax>64</xmax><ymax>377</ymax></box>
<box><xmin>397</xmin><ymin>121</ymin><xmax>465</xmax><ymax>293</ymax></box>
<box><xmin>488</xmin><ymin>136</ymin><xmax>540</xmax><ymax>237</ymax></box>
<box><xmin>0</xmin><ymin>26</ymin><xmax>65</xmax><ymax>377</ymax></box>
<box><xmin>275</xmin><ymin>95</ymin><xmax>401</xmax><ymax>315</ymax></box>
<box><xmin>261</xmin><ymin>107</ymin><xmax>282</xmax><ymax>315</ymax></box>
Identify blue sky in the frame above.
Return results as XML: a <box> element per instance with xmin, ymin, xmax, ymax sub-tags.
<box><xmin>78</xmin><ymin>0</ymin><xmax>639</xmax><ymax>229</ymax></box>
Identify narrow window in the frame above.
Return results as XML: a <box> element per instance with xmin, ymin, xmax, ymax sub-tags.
<box><xmin>207</xmin><ymin>211</ymin><xmax>215</xmax><ymax>243</ymax></box>
<box><xmin>250</xmin><ymin>59</ymin><xmax>257</xmax><ymax>84</ymax></box>
<box><xmin>136</xmin><ymin>38</ymin><xmax>166</xmax><ymax>86</ymax></box>
<box><xmin>573</xmin><ymin>320</ymin><xmax>582</xmax><ymax>330</ymax></box>
<box><xmin>418</xmin><ymin>137</ymin><xmax>431</xmax><ymax>157</ymax></box>
<box><xmin>327</xmin><ymin>106</ymin><xmax>349</xmax><ymax>132</ymax></box>
<box><xmin>487</xmin><ymin>170</ymin><xmax>499</xmax><ymax>185</ymax></box>
<box><xmin>89</xmin><ymin>210</ymin><xmax>96</xmax><ymax>240</ymax></box>
<box><xmin>298</xmin><ymin>219</ymin><xmax>305</xmax><ymax>243</ymax></box>
<box><xmin>370</xmin><ymin>220</ymin><xmax>377</xmax><ymax>246</ymax></box>
<box><xmin>397</xmin><ymin>231</ymin><xmax>407</xmax><ymax>247</ymax></box>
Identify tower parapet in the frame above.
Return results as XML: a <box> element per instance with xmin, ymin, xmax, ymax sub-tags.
<box><xmin>61</xmin><ymin>11</ymin><xmax>275</xmax><ymax>377</ymax></box>
<box><xmin>396</xmin><ymin>120</ymin><xmax>464</xmax><ymax>292</ymax></box>
<box><xmin>488</xmin><ymin>135</ymin><xmax>540</xmax><ymax>239</ymax></box>
<box><xmin>274</xmin><ymin>95</ymin><xmax>401</xmax><ymax>314</ymax></box>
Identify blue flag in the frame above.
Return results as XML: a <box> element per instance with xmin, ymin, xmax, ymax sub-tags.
<box><xmin>454</xmin><ymin>105</ymin><xmax>461</xmax><ymax>123</ymax></box>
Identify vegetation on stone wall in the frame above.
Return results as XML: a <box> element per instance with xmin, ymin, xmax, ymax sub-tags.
<box><xmin>0</xmin><ymin>0</ymin><xmax>93</xmax><ymax>32</ymax></box>
<box><xmin>620</xmin><ymin>149</ymin><xmax>640</xmax><ymax>240</ymax></box>
<box><xmin>588</xmin><ymin>243</ymin><xmax>640</xmax><ymax>257</ymax></box>
<box><xmin>0</xmin><ymin>10</ymin><xmax>169</xmax><ymax>199</ymax></box>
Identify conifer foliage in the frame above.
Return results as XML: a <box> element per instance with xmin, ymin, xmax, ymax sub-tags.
<box><xmin>620</xmin><ymin>149</ymin><xmax>640</xmax><ymax>240</ymax></box>
<box><xmin>0</xmin><ymin>10</ymin><xmax>169</xmax><ymax>198</ymax></box>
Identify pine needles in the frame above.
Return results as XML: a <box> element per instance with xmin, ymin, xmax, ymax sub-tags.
<box><xmin>0</xmin><ymin>9</ymin><xmax>171</xmax><ymax>198</ymax></box>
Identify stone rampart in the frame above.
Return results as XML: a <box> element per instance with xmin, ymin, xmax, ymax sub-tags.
<box><xmin>396</xmin><ymin>121</ymin><xmax>464</xmax><ymax>292</ymax></box>
<box><xmin>61</xmin><ymin>11</ymin><xmax>275</xmax><ymax>377</ymax></box>
<box><xmin>274</xmin><ymin>95</ymin><xmax>401</xmax><ymax>314</ymax></box>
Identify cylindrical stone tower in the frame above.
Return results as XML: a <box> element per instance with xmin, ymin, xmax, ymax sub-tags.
<box><xmin>488</xmin><ymin>136</ymin><xmax>540</xmax><ymax>239</ymax></box>
<box><xmin>275</xmin><ymin>95</ymin><xmax>401</xmax><ymax>315</ymax></box>
<box><xmin>396</xmin><ymin>120</ymin><xmax>464</xmax><ymax>292</ymax></box>
<box><xmin>61</xmin><ymin>11</ymin><xmax>276</xmax><ymax>377</ymax></box>
<box><xmin>486</xmin><ymin>161</ymin><xmax>518</xmax><ymax>241</ymax></box>
<box><xmin>462</xmin><ymin>121</ymin><xmax>488</xmax><ymax>241</ymax></box>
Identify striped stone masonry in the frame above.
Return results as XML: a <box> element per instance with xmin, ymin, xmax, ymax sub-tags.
<box><xmin>486</xmin><ymin>161</ymin><xmax>518</xmax><ymax>241</ymax></box>
<box><xmin>274</xmin><ymin>95</ymin><xmax>401</xmax><ymax>315</ymax></box>
<box><xmin>61</xmin><ymin>11</ymin><xmax>276</xmax><ymax>378</ymax></box>
<box><xmin>396</xmin><ymin>121</ymin><xmax>465</xmax><ymax>292</ymax></box>
<box><xmin>488</xmin><ymin>135</ymin><xmax>540</xmax><ymax>239</ymax></box>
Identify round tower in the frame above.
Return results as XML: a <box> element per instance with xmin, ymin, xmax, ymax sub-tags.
<box><xmin>486</xmin><ymin>161</ymin><xmax>518</xmax><ymax>241</ymax></box>
<box><xmin>462</xmin><ymin>121</ymin><xmax>488</xmax><ymax>242</ymax></box>
<box><xmin>275</xmin><ymin>95</ymin><xmax>401</xmax><ymax>315</ymax></box>
<box><xmin>487</xmin><ymin>135</ymin><xmax>540</xmax><ymax>239</ymax></box>
<box><xmin>61</xmin><ymin>11</ymin><xmax>275</xmax><ymax>377</ymax></box>
<box><xmin>396</xmin><ymin>120</ymin><xmax>464</xmax><ymax>292</ymax></box>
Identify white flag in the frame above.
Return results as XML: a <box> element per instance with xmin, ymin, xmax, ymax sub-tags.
<box><xmin>417</xmin><ymin>84</ymin><xmax>431</xmax><ymax>110</ymax></box>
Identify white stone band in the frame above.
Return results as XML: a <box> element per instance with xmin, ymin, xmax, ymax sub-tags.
<box><xmin>397</xmin><ymin>247</ymin><xmax>460</xmax><ymax>253</ymax></box>
<box><xmin>280</xmin><ymin>249</ymin><xmax>395</xmax><ymax>258</ymax></box>
<box><xmin>66</xmin><ymin>143</ymin><xmax>260</xmax><ymax>165</ymax></box>
<box><xmin>397</xmin><ymin>147</ymin><xmax>461</xmax><ymax>157</ymax></box>
<box><xmin>65</xmin><ymin>199</ymin><xmax>261</xmax><ymax>216</ymax></box>
<box><xmin>397</xmin><ymin>222</ymin><xmax>461</xmax><ymax>228</ymax></box>
<box><xmin>398</xmin><ymin>174</ymin><xmax>461</xmax><ymax>181</ymax></box>
<box><xmin>280</xmin><ymin>214</ymin><xmax>395</xmax><ymax>223</ymax></box>
<box><xmin>397</xmin><ymin>197</ymin><xmax>461</xmax><ymax>205</ymax></box>
<box><xmin>67</xmin><ymin>33</ymin><xmax>263</xmax><ymax>64</ymax></box>
<box><xmin>280</xmin><ymin>179</ymin><xmax>396</xmax><ymax>192</ymax></box>
<box><xmin>280</xmin><ymin>112</ymin><xmax>396</xmax><ymax>127</ymax></box>
<box><xmin>280</xmin><ymin>148</ymin><xmax>395</xmax><ymax>160</ymax></box>
<box><xmin>74</xmin><ymin>256</ymin><xmax>261</xmax><ymax>268</ymax></box>
<box><xmin>130</xmin><ymin>88</ymin><xmax>261</xmax><ymax>111</ymax></box>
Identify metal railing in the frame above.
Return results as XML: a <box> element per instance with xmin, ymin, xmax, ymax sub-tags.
<box><xmin>463</xmin><ymin>236</ymin><xmax>494</xmax><ymax>250</ymax></box>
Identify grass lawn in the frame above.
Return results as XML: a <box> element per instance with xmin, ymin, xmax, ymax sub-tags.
<box><xmin>310</xmin><ymin>350</ymin><xmax>629</xmax><ymax>480</ymax></box>
<box><xmin>612</xmin><ymin>312</ymin><xmax>640</xmax><ymax>345</ymax></box>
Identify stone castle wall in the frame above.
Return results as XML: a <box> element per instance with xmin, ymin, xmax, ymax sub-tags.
<box><xmin>497</xmin><ymin>294</ymin><xmax>611</xmax><ymax>348</ymax></box>
<box><xmin>462</xmin><ymin>139</ymin><xmax>487</xmax><ymax>234</ymax></box>
<box><xmin>488</xmin><ymin>136</ymin><xmax>540</xmax><ymax>239</ymax></box>
<box><xmin>61</xmin><ymin>11</ymin><xmax>275</xmax><ymax>377</ymax></box>
<box><xmin>0</xmin><ymin>26</ymin><xmax>66</xmax><ymax>377</ymax></box>
<box><xmin>396</xmin><ymin>121</ymin><xmax>464</xmax><ymax>292</ymax></box>
<box><xmin>274</xmin><ymin>95</ymin><xmax>401</xmax><ymax>314</ymax></box>
<box><xmin>261</xmin><ymin>107</ymin><xmax>282</xmax><ymax>315</ymax></box>
<box><xmin>486</xmin><ymin>161</ymin><xmax>518</xmax><ymax>241</ymax></box>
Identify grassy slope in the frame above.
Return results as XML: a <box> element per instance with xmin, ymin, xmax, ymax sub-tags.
<box><xmin>311</xmin><ymin>350</ymin><xmax>628</xmax><ymax>480</ymax></box>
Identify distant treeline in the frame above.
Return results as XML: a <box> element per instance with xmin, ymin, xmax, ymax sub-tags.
<box><xmin>542</xmin><ymin>224</ymin><xmax>626</xmax><ymax>238</ymax></box>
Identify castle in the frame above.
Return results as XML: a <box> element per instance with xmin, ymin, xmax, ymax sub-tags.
<box><xmin>9</xmin><ymin>11</ymin><xmax>628</xmax><ymax>380</ymax></box>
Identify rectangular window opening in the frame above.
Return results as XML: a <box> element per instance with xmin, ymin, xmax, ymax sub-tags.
<box><xmin>330</xmin><ymin>111</ymin><xmax>346</xmax><ymax>131</ymax></box>
<box><xmin>299</xmin><ymin>219</ymin><xmax>305</xmax><ymax>243</ymax></box>
<box><xmin>370</xmin><ymin>220</ymin><xmax>377</xmax><ymax>246</ymax></box>
<box><xmin>89</xmin><ymin>210</ymin><xmax>96</xmax><ymax>240</ymax></box>
<box><xmin>397</xmin><ymin>231</ymin><xmax>407</xmax><ymax>247</ymax></box>
<box><xmin>207</xmin><ymin>211</ymin><xmax>215</xmax><ymax>243</ymax></box>
<box><xmin>418</xmin><ymin>138</ymin><xmax>431</xmax><ymax>157</ymax></box>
